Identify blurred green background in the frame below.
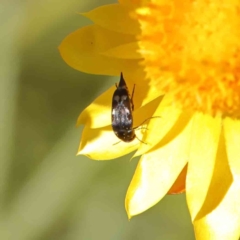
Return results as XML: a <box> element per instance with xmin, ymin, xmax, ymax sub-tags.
<box><xmin>0</xmin><ymin>0</ymin><xmax>194</xmax><ymax>239</ymax></box>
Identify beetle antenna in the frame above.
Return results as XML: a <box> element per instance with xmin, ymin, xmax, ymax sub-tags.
<box><xmin>135</xmin><ymin>135</ymin><xmax>147</xmax><ymax>144</ymax></box>
<box><xmin>133</xmin><ymin>116</ymin><xmax>161</xmax><ymax>130</ymax></box>
<box><xmin>113</xmin><ymin>141</ymin><xmax>121</xmax><ymax>146</ymax></box>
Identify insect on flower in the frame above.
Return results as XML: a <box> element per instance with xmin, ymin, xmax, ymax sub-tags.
<box><xmin>111</xmin><ymin>72</ymin><xmax>136</xmax><ymax>142</ymax></box>
<box><xmin>112</xmin><ymin>73</ymin><xmax>161</xmax><ymax>143</ymax></box>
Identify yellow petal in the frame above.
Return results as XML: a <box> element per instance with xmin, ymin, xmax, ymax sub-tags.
<box><xmin>59</xmin><ymin>24</ymin><xmax>141</xmax><ymax>77</ymax></box>
<box><xmin>102</xmin><ymin>42</ymin><xmax>141</xmax><ymax>59</ymax></box>
<box><xmin>132</xmin><ymin>95</ymin><xmax>162</xmax><ymax>129</ymax></box>
<box><xmin>77</xmin><ymin>125</ymin><xmax>140</xmax><ymax>160</ymax></box>
<box><xmin>186</xmin><ymin>113</ymin><xmax>221</xmax><ymax>221</ymax></box>
<box><xmin>125</xmin><ymin>115</ymin><xmax>193</xmax><ymax>218</ymax></box>
<box><xmin>77</xmin><ymin>83</ymin><xmax>162</xmax><ymax>128</ymax></box>
<box><xmin>81</xmin><ymin>4</ymin><xmax>140</xmax><ymax>35</ymax></box>
<box><xmin>168</xmin><ymin>164</ymin><xmax>187</xmax><ymax>194</ymax></box>
<box><xmin>224</xmin><ymin>118</ymin><xmax>240</xmax><ymax>177</ymax></box>
<box><xmin>134</xmin><ymin>95</ymin><xmax>183</xmax><ymax>157</ymax></box>
<box><xmin>77</xmin><ymin>86</ymin><xmax>114</xmax><ymax>128</ymax></box>
<box><xmin>193</xmin><ymin>123</ymin><xmax>239</xmax><ymax>240</ymax></box>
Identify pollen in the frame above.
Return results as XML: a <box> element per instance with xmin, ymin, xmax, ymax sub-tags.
<box><xmin>136</xmin><ymin>0</ymin><xmax>240</xmax><ymax>117</ymax></box>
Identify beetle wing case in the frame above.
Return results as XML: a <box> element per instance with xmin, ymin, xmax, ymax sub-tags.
<box><xmin>111</xmin><ymin>73</ymin><xmax>135</xmax><ymax>142</ymax></box>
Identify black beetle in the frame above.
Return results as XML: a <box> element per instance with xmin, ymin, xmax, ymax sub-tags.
<box><xmin>111</xmin><ymin>72</ymin><xmax>136</xmax><ymax>142</ymax></box>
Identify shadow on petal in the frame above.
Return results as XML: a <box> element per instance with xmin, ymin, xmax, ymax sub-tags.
<box><xmin>195</xmin><ymin>130</ymin><xmax>233</xmax><ymax>220</ymax></box>
<box><xmin>157</xmin><ymin>111</ymin><xmax>193</xmax><ymax>149</ymax></box>
<box><xmin>168</xmin><ymin>164</ymin><xmax>187</xmax><ymax>194</ymax></box>
<box><xmin>143</xmin><ymin>110</ymin><xmax>192</xmax><ymax>156</ymax></box>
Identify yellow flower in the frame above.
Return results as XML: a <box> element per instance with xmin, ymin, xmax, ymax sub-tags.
<box><xmin>59</xmin><ymin>0</ymin><xmax>240</xmax><ymax>239</ymax></box>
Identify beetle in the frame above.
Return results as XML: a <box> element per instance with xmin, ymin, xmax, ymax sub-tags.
<box><xmin>111</xmin><ymin>72</ymin><xmax>136</xmax><ymax>142</ymax></box>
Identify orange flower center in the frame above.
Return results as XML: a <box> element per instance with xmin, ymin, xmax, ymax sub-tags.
<box><xmin>136</xmin><ymin>0</ymin><xmax>240</xmax><ymax>117</ymax></box>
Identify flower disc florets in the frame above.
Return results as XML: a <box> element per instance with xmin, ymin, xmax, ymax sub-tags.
<box><xmin>136</xmin><ymin>0</ymin><xmax>240</xmax><ymax>117</ymax></box>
